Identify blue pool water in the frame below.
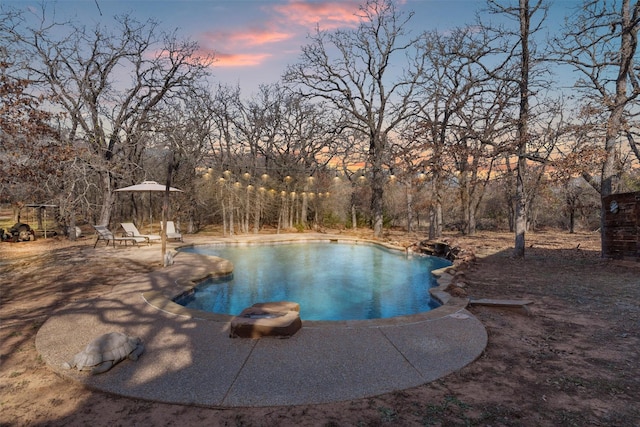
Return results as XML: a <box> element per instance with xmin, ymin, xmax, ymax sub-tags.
<box><xmin>177</xmin><ymin>242</ymin><xmax>451</xmax><ymax>321</ymax></box>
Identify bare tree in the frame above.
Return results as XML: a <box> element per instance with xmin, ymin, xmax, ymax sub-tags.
<box><xmin>333</xmin><ymin>129</ymin><xmax>370</xmax><ymax>230</ymax></box>
<box><xmin>403</xmin><ymin>26</ymin><xmax>516</xmax><ymax>237</ymax></box>
<box><xmin>452</xmin><ymin>80</ymin><xmax>513</xmax><ymax>236</ymax></box>
<box><xmin>553</xmin><ymin>0</ymin><xmax>640</xmax><ymax>252</ymax></box>
<box><xmin>479</xmin><ymin>0</ymin><xmax>549</xmax><ymax>257</ymax></box>
<box><xmin>204</xmin><ymin>84</ymin><xmax>245</xmax><ymax>235</ymax></box>
<box><xmin>284</xmin><ymin>0</ymin><xmax>427</xmax><ymax>237</ymax></box>
<box><xmin>274</xmin><ymin>92</ymin><xmax>339</xmax><ymax>229</ymax></box>
<box><xmin>203</xmin><ymin>83</ymin><xmax>339</xmax><ymax>233</ymax></box>
<box><xmin>1</xmin><ymin>6</ymin><xmax>213</xmax><ymax>226</ymax></box>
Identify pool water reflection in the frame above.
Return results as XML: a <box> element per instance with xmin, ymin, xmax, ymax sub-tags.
<box><xmin>177</xmin><ymin>242</ymin><xmax>451</xmax><ymax>321</ymax></box>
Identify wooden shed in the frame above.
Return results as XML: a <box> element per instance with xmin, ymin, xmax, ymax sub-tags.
<box><xmin>602</xmin><ymin>191</ymin><xmax>640</xmax><ymax>260</ymax></box>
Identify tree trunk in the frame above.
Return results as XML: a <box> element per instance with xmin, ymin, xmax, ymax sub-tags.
<box><xmin>221</xmin><ymin>198</ymin><xmax>227</xmax><ymax>237</ymax></box>
<box><xmin>600</xmin><ymin>106</ymin><xmax>626</xmax><ymax>252</ymax></box>
<box><xmin>406</xmin><ymin>182</ymin><xmax>413</xmax><ymax>232</ymax></box>
<box><xmin>569</xmin><ymin>207</ymin><xmax>575</xmax><ymax>233</ymax></box>
<box><xmin>289</xmin><ymin>194</ymin><xmax>295</xmax><ymax>228</ymax></box>
<box><xmin>429</xmin><ymin>173</ymin><xmax>444</xmax><ymax>239</ymax></box>
<box><xmin>460</xmin><ymin>170</ymin><xmax>471</xmax><ymax>234</ymax></box>
<box><xmin>253</xmin><ymin>191</ymin><xmax>261</xmax><ymax>234</ymax></box>
<box><xmin>347</xmin><ymin>201</ymin><xmax>354</xmax><ymax>230</ymax></box>
<box><xmin>467</xmin><ymin>209</ymin><xmax>477</xmax><ymax>236</ymax></box>
<box><xmin>244</xmin><ymin>188</ymin><xmax>251</xmax><ymax>233</ymax></box>
<box><xmin>161</xmin><ymin>151</ymin><xmax>175</xmax><ymax>267</ymax></box>
<box><xmin>277</xmin><ymin>194</ymin><xmax>284</xmax><ymax>234</ymax></box>
<box><xmin>508</xmin><ymin>200</ymin><xmax>515</xmax><ymax>232</ymax></box>
<box><xmin>428</xmin><ymin>198</ymin><xmax>443</xmax><ymax>240</ymax></box>
<box><xmin>434</xmin><ymin>199</ymin><xmax>443</xmax><ymax>237</ymax></box>
<box><xmin>514</xmin><ymin>160</ymin><xmax>527</xmax><ymax>257</ymax></box>
<box><xmin>371</xmin><ymin>184</ymin><xmax>384</xmax><ymax>237</ymax></box>
<box><xmin>301</xmin><ymin>192</ymin><xmax>308</xmax><ymax>227</ymax></box>
<box><xmin>350</xmin><ymin>189</ymin><xmax>358</xmax><ymax>230</ymax></box>
<box><xmin>12</xmin><ymin>203</ymin><xmax>21</xmax><ymax>223</ymax></box>
<box><xmin>513</xmin><ymin>0</ymin><xmax>530</xmax><ymax>259</ymax></box>
<box><xmin>228</xmin><ymin>192</ymin><xmax>234</xmax><ymax>236</ymax></box>
<box><xmin>69</xmin><ymin>214</ymin><xmax>77</xmax><ymax>241</ymax></box>
<box><xmin>98</xmin><ymin>173</ymin><xmax>116</xmax><ymax>226</ymax></box>
<box><xmin>370</xmin><ymin>133</ymin><xmax>385</xmax><ymax>237</ymax></box>
<box><xmin>428</xmin><ymin>206</ymin><xmax>435</xmax><ymax>240</ymax></box>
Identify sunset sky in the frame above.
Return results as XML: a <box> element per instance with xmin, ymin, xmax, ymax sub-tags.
<box><xmin>5</xmin><ymin>0</ymin><xmax>575</xmax><ymax>94</ymax></box>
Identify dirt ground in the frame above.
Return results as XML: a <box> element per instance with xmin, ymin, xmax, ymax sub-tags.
<box><xmin>1</xmin><ymin>227</ymin><xmax>639</xmax><ymax>426</ymax></box>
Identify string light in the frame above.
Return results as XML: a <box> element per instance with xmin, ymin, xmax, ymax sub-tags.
<box><xmin>204</xmin><ymin>167</ymin><xmax>357</xmax><ymax>208</ymax></box>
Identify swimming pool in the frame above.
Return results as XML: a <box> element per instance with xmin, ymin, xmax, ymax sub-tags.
<box><xmin>177</xmin><ymin>241</ymin><xmax>451</xmax><ymax>321</ymax></box>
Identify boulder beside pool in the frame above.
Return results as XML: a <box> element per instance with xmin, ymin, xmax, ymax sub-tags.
<box><xmin>230</xmin><ymin>301</ymin><xmax>301</xmax><ymax>339</ymax></box>
<box><xmin>62</xmin><ymin>331</ymin><xmax>144</xmax><ymax>374</ymax></box>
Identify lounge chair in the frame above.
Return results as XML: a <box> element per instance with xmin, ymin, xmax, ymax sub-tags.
<box><xmin>161</xmin><ymin>221</ymin><xmax>183</xmax><ymax>242</ymax></box>
<box><xmin>120</xmin><ymin>222</ymin><xmax>161</xmax><ymax>243</ymax></box>
<box><xmin>93</xmin><ymin>225</ymin><xmax>148</xmax><ymax>248</ymax></box>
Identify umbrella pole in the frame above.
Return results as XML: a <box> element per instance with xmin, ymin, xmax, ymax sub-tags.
<box><xmin>149</xmin><ymin>191</ymin><xmax>153</xmax><ymax>232</ymax></box>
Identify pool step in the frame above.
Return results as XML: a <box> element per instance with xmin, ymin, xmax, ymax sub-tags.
<box><xmin>229</xmin><ymin>301</ymin><xmax>302</xmax><ymax>339</ymax></box>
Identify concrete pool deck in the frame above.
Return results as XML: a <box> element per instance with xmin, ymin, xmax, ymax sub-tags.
<box><xmin>35</xmin><ymin>233</ymin><xmax>487</xmax><ymax>407</ymax></box>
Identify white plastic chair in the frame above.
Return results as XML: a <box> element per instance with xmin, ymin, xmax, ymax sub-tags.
<box><xmin>162</xmin><ymin>221</ymin><xmax>183</xmax><ymax>242</ymax></box>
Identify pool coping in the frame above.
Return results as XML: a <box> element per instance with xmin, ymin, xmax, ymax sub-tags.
<box><xmin>35</xmin><ymin>233</ymin><xmax>488</xmax><ymax>408</ymax></box>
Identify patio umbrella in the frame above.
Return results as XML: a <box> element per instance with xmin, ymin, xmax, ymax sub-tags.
<box><xmin>114</xmin><ymin>180</ymin><xmax>183</xmax><ymax>230</ymax></box>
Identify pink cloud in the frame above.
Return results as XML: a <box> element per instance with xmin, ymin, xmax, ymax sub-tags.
<box><xmin>195</xmin><ymin>1</ymin><xmax>364</xmax><ymax>69</ymax></box>
<box><xmin>273</xmin><ymin>0</ymin><xmax>362</xmax><ymax>30</ymax></box>
<box><xmin>198</xmin><ymin>25</ymin><xmax>293</xmax><ymax>68</ymax></box>
<box><xmin>193</xmin><ymin>46</ymin><xmax>272</xmax><ymax>67</ymax></box>
<box><xmin>213</xmin><ymin>52</ymin><xmax>272</xmax><ymax>67</ymax></box>
<box><xmin>203</xmin><ymin>28</ymin><xmax>293</xmax><ymax>48</ymax></box>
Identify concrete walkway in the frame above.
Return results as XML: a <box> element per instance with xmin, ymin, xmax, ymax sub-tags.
<box><xmin>35</xmin><ymin>234</ymin><xmax>487</xmax><ymax>407</ymax></box>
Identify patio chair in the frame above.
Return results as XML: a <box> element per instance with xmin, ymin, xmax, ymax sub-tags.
<box><xmin>120</xmin><ymin>222</ymin><xmax>161</xmax><ymax>243</ymax></box>
<box><xmin>93</xmin><ymin>225</ymin><xmax>148</xmax><ymax>248</ymax></box>
<box><xmin>161</xmin><ymin>221</ymin><xmax>183</xmax><ymax>242</ymax></box>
